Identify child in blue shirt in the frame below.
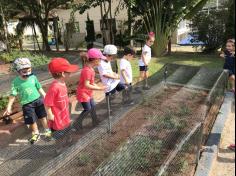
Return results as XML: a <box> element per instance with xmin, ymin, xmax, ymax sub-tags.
<box><xmin>220</xmin><ymin>39</ymin><xmax>235</xmax><ymax>93</ymax></box>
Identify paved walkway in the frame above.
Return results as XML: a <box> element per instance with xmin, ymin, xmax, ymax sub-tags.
<box><xmin>210</xmin><ymin>101</ymin><xmax>235</xmax><ymax>176</ymax></box>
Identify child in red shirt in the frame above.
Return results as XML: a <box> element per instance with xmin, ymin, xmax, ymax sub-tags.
<box><xmin>44</xmin><ymin>58</ymin><xmax>79</xmax><ymax>138</ymax></box>
<box><xmin>75</xmin><ymin>48</ymin><xmax>106</xmax><ymax>130</ymax></box>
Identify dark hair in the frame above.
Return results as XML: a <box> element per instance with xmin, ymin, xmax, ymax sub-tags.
<box><xmin>124</xmin><ymin>47</ymin><xmax>135</xmax><ymax>56</ymax></box>
<box><xmin>80</xmin><ymin>52</ymin><xmax>98</xmax><ymax>67</ymax></box>
<box><xmin>51</xmin><ymin>72</ymin><xmax>63</xmax><ymax>79</ymax></box>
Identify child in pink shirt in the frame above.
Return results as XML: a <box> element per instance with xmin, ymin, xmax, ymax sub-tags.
<box><xmin>44</xmin><ymin>58</ymin><xmax>79</xmax><ymax>137</ymax></box>
<box><xmin>75</xmin><ymin>48</ymin><xmax>106</xmax><ymax>130</ymax></box>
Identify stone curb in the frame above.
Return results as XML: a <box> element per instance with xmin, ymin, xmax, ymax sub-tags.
<box><xmin>194</xmin><ymin>92</ymin><xmax>234</xmax><ymax>176</ymax></box>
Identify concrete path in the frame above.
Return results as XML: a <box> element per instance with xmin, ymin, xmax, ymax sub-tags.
<box><xmin>210</xmin><ymin>108</ymin><xmax>235</xmax><ymax>176</ymax></box>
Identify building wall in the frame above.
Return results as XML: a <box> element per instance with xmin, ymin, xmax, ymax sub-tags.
<box><xmin>56</xmin><ymin>0</ymin><xmax>128</xmax><ymax>34</ymax></box>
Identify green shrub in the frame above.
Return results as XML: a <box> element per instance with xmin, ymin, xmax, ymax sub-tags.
<box><xmin>176</xmin><ymin>105</ymin><xmax>192</xmax><ymax>117</ymax></box>
<box><xmin>0</xmin><ymin>51</ymin><xmax>50</xmax><ymax>67</ymax></box>
<box><xmin>0</xmin><ymin>96</ymin><xmax>8</xmax><ymax>111</ymax></box>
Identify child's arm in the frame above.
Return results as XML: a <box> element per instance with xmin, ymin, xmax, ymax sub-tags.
<box><xmin>3</xmin><ymin>96</ymin><xmax>16</xmax><ymax>116</ymax></box>
<box><xmin>141</xmin><ymin>52</ymin><xmax>148</xmax><ymax>66</ymax></box>
<box><xmin>121</xmin><ymin>69</ymin><xmax>129</xmax><ymax>85</ymax></box>
<box><xmin>103</xmin><ymin>73</ymin><xmax>120</xmax><ymax>80</ymax></box>
<box><xmin>38</xmin><ymin>88</ymin><xmax>46</xmax><ymax>98</ymax></box>
<box><xmin>85</xmin><ymin>80</ymin><xmax>106</xmax><ymax>91</ymax></box>
<box><xmin>44</xmin><ymin>106</ymin><xmax>54</xmax><ymax>121</ymax></box>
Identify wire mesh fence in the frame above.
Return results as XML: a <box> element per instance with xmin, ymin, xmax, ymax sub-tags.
<box><xmin>0</xmin><ymin>63</ymin><xmax>228</xmax><ymax>176</ymax></box>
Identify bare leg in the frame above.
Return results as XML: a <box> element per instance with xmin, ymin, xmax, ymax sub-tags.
<box><xmin>30</xmin><ymin>122</ymin><xmax>39</xmax><ymax>134</ymax></box>
<box><xmin>144</xmin><ymin>71</ymin><xmax>149</xmax><ymax>87</ymax></box>
<box><xmin>139</xmin><ymin>71</ymin><xmax>145</xmax><ymax>83</ymax></box>
<box><xmin>40</xmin><ymin>117</ymin><xmax>49</xmax><ymax>129</ymax></box>
<box><xmin>229</xmin><ymin>75</ymin><xmax>235</xmax><ymax>91</ymax></box>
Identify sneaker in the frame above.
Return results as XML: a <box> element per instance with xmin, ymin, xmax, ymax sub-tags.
<box><xmin>143</xmin><ymin>85</ymin><xmax>151</xmax><ymax>90</ymax></box>
<box><xmin>124</xmin><ymin>100</ymin><xmax>135</xmax><ymax>106</ymax></box>
<box><xmin>29</xmin><ymin>133</ymin><xmax>40</xmax><ymax>144</ymax></box>
<box><xmin>43</xmin><ymin>129</ymin><xmax>53</xmax><ymax>140</ymax></box>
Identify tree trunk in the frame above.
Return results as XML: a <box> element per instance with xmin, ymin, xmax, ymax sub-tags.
<box><xmin>128</xmin><ymin>6</ymin><xmax>133</xmax><ymax>47</ymax></box>
<box><xmin>19</xmin><ymin>38</ymin><xmax>23</xmax><ymax>51</ymax></box>
<box><xmin>167</xmin><ymin>36</ymin><xmax>172</xmax><ymax>55</ymax></box>
<box><xmin>32</xmin><ymin>24</ymin><xmax>41</xmax><ymax>51</ymax></box>
<box><xmin>39</xmin><ymin>21</ymin><xmax>51</xmax><ymax>51</ymax></box>
<box><xmin>152</xmin><ymin>34</ymin><xmax>168</xmax><ymax>57</ymax></box>
<box><xmin>0</xmin><ymin>5</ymin><xmax>10</xmax><ymax>53</ymax></box>
<box><xmin>108</xmin><ymin>0</ymin><xmax>114</xmax><ymax>44</ymax></box>
<box><xmin>53</xmin><ymin>17</ymin><xmax>59</xmax><ymax>51</ymax></box>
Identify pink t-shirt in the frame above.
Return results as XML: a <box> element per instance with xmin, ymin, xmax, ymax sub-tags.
<box><xmin>44</xmin><ymin>81</ymin><xmax>70</xmax><ymax>131</ymax></box>
<box><xmin>77</xmin><ymin>66</ymin><xmax>95</xmax><ymax>102</ymax></box>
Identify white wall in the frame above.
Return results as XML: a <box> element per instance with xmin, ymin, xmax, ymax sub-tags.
<box><xmin>56</xmin><ymin>0</ymin><xmax>128</xmax><ymax>34</ymax></box>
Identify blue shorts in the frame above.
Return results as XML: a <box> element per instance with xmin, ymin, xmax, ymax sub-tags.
<box><xmin>22</xmin><ymin>98</ymin><xmax>47</xmax><ymax>125</ymax></box>
<box><xmin>139</xmin><ymin>66</ymin><xmax>149</xmax><ymax>72</ymax></box>
<box><xmin>106</xmin><ymin>83</ymin><xmax>126</xmax><ymax>96</ymax></box>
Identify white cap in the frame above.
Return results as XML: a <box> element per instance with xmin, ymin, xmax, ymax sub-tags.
<box><xmin>103</xmin><ymin>45</ymin><xmax>118</xmax><ymax>55</ymax></box>
<box><xmin>13</xmin><ymin>58</ymin><xmax>32</xmax><ymax>71</ymax></box>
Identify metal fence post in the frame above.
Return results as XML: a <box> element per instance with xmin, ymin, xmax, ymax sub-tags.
<box><xmin>195</xmin><ymin>122</ymin><xmax>204</xmax><ymax>165</ymax></box>
<box><xmin>106</xmin><ymin>95</ymin><xmax>112</xmax><ymax>134</ymax></box>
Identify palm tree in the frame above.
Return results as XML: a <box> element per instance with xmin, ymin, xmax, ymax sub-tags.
<box><xmin>126</xmin><ymin>0</ymin><xmax>209</xmax><ymax>56</ymax></box>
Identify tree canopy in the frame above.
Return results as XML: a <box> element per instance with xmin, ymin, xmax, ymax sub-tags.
<box><xmin>76</xmin><ymin>0</ymin><xmax>209</xmax><ymax>56</ymax></box>
<box><xmin>1</xmin><ymin>0</ymin><xmax>74</xmax><ymax>51</ymax></box>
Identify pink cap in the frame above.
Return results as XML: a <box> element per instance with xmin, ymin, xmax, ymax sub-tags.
<box><xmin>149</xmin><ymin>32</ymin><xmax>155</xmax><ymax>37</ymax></box>
<box><xmin>88</xmin><ymin>48</ymin><xmax>106</xmax><ymax>60</ymax></box>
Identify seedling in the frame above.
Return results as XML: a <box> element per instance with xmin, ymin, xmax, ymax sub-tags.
<box><xmin>78</xmin><ymin>153</ymin><xmax>91</xmax><ymax>166</ymax></box>
<box><xmin>177</xmin><ymin>104</ymin><xmax>192</xmax><ymax>117</ymax></box>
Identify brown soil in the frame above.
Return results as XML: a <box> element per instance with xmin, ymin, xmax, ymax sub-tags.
<box><xmin>0</xmin><ymin>64</ymin><xmax>10</xmax><ymax>74</ymax></box>
<box><xmin>53</xmin><ymin>86</ymin><xmax>209</xmax><ymax>176</ymax></box>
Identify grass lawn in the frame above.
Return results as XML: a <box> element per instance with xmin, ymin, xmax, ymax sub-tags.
<box><xmin>128</xmin><ymin>52</ymin><xmax>224</xmax><ymax>81</ymax></box>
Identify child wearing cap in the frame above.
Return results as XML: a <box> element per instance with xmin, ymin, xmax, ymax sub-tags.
<box><xmin>44</xmin><ymin>58</ymin><xmax>79</xmax><ymax>139</ymax></box>
<box><xmin>3</xmin><ymin>58</ymin><xmax>51</xmax><ymax>144</ymax></box>
<box><xmin>98</xmin><ymin>44</ymin><xmax>126</xmax><ymax>96</ymax></box>
<box><xmin>139</xmin><ymin>32</ymin><xmax>155</xmax><ymax>89</ymax></box>
<box><xmin>120</xmin><ymin>47</ymin><xmax>136</xmax><ymax>104</ymax></box>
<box><xmin>75</xmin><ymin>48</ymin><xmax>106</xmax><ymax>130</ymax></box>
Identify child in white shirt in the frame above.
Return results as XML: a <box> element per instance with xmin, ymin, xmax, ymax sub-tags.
<box><xmin>98</xmin><ymin>45</ymin><xmax>126</xmax><ymax>96</ymax></box>
<box><xmin>139</xmin><ymin>32</ymin><xmax>155</xmax><ymax>89</ymax></box>
<box><xmin>120</xmin><ymin>47</ymin><xmax>135</xmax><ymax>104</ymax></box>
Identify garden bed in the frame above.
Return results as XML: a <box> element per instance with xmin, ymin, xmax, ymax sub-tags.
<box><xmin>52</xmin><ymin>85</ymin><xmax>210</xmax><ymax>176</ymax></box>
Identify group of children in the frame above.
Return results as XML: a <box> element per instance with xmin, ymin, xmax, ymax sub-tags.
<box><xmin>3</xmin><ymin>34</ymin><xmax>234</xmax><ymax>146</ymax></box>
<box><xmin>2</xmin><ymin>32</ymin><xmax>155</xmax><ymax>144</ymax></box>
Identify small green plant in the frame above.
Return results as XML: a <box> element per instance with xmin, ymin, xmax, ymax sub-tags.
<box><xmin>78</xmin><ymin>153</ymin><xmax>91</xmax><ymax>166</ymax></box>
<box><xmin>148</xmin><ymin>115</ymin><xmax>160</xmax><ymax>121</ymax></box>
<box><xmin>175</xmin><ymin>158</ymin><xmax>189</xmax><ymax>173</ymax></box>
<box><xmin>159</xmin><ymin>111</ymin><xmax>177</xmax><ymax>129</ymax></box>
<box><xmin>0</xmin><ymin>96</ymin><xmax>8</xmax><ymax>111</ymax></box>
<box><xmin>177</xmin><ymin>105</ymin><xmax>192</xmax><ymax>117</ymax></box>
<box><xmin>95</xmin><ymin>136</ymin><xmax>163</xmax><ymax>175</ymax></box>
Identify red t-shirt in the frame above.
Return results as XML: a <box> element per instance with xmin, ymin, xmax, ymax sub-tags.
<box><xmin>77</xmin><ymin>66</ymin><xmax>95</xmax><ymax>102</ymax></box>
<box><xmin>44</xmin><ymin>81</ymin><xmax>71</xmax><ymax>131</ymax></box>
